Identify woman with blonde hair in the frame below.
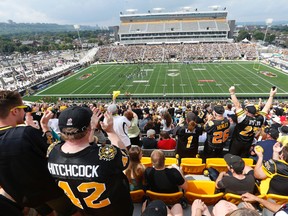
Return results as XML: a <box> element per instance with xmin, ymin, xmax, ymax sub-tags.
<box><xmin>124</xmin><ymin>146</ymin><xmax>145</xmax><ymax>191</ymax></box>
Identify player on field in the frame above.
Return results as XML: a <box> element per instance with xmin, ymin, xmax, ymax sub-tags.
<box><xmin>47</xmin><ymin>106</ymin><xmax>133</xmax><ymax>216</ymax></box>
<box><xmin>228</xmin><ymin>86</ymin><xmax>277</xmax><ymax>157</ymax></box>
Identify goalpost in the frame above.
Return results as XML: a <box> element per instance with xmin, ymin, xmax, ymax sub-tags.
<box><xmin>253</xmin><ymin>52</ymin><xmax>261</xmax><ymax>71</ymax></box>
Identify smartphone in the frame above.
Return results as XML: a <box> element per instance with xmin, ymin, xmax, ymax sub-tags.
<box><xmin>272</xmin><ymin>86</ymin><xmax>276</xmax><ymax>90</ymax></box>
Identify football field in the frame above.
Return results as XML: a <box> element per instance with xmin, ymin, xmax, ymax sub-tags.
<box><xmin>34</xmin><ymin>62</ymin><xmax>288</xmax><ymax>99</ymax></box>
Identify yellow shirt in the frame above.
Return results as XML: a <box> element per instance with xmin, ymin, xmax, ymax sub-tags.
<box><xmin>277</xmin><ymin>135</ymin><xmax>288</xmax><ymax>146</ymax></box>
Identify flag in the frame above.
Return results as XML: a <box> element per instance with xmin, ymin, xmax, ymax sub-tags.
<box><xmin>113</xmin><ymin>91</ymin><xmax>120</xmax><ymax>100</ymax></box>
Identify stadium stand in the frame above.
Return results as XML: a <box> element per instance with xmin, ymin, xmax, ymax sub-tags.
<box><xmin>118</xmin><ymin>9</ymin><xmax>231</xmax><ymax>44</ymax></box>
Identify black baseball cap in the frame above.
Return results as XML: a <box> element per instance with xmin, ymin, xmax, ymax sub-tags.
<box><xmin>58</xmin><ymin>106</ymin><xmax>92</xmax><ymax>134</ymax></box>
<box><xmin>264</xmin><ymin>127</ymin><xmax>279</xmax><ymax>140</ymax></box>
<box><xmin>141</xmin><ymin>200</ymin><xmax>167</xmax><ymax>216</ymax></box>
<box><xmin>279</xmin><ymin>125</ymin><xmax>288</xmax><ymax>135</ymax></box>
<box><xmin>224</xmin><ymin>153</ymin><xmax>245</xmax><ymax>173</ymax></box>
<box><xmin>214</xmin><ymin>105</ymin><xmax>225</xmax><ymax>115</ymax></box>
<box><xmin>245</xmin><ymin>104</ymin><xmax>257</xmax><ymax>115</ymax></box>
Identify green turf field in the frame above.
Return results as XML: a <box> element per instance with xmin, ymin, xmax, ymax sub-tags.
<box><xmin>34</xmin><ymin>62</ymin><xmax>288</xmax><ymax>99</ymax></box>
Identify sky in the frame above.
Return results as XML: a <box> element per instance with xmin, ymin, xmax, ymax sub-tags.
<box><xmin>0</xmin><ymin>0</ymin><xmax>287</xmax><ymax>27</ymax></box>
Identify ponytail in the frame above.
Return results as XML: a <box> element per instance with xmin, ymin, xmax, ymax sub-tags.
<box><xmin>187</xmin><ymin>120</ymin><xmax>196</xmax><ymax>132</ymax></box>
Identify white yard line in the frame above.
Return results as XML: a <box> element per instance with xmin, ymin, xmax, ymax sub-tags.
<box><xmin>237</xmin><ymin>63</ymin><xmax>287</xmax><ymax>93</ymax></box>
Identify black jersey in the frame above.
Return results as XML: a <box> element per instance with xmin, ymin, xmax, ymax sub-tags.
<box><xmin>232</xmin><ymin>109</ymin><xmax>265</xmax><ymax>144</ymax></box>
<box><xmin>262</xmin><ymin>159</ymin><xmax>288</xmax><ymax>196</ymax></box>
<box><xmin>204</xmin><ymin>118</ymin><xmax>230</xmax><ymax>149</ymax></box>
<box><xmin>48</xmin><ymin>143</ymin><xmax>133</xmax><ymax>216</ymax></box>
<box><xmin>0</xmin><ymin>125</ymin><xmax>64</xmax><ymax>207</ymax></box>
<box><xmin>174</xmin><ymin>125</ymin><xmax>203</xmax><ymax>158</ymax></box>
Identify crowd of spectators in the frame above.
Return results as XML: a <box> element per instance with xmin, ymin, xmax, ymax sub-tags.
<box><xmin>0</xmin><ymin>49</ymin><xmax>96</xmax><ymax>92</ymax></box>
<box><xmin>95</xmin><ymin>43</ymin><xmax>259</xmax><ymax>62</ymax></box>
<box><xmin>1</xmin><ymin>39</ymin><xmax>288</xmax><ymax>216</ymax></box>
<box><xmin>1</xmin><ymin>86</ymin><xmax>288</xmax><ymax>215</ymax></box>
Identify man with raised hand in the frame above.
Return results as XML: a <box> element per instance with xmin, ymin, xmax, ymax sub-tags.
<box><xmin>228</xmin><ymin>86</ymin><xmax>277</xmax><ymax>157</ymax></box>
<box><xmin>202</xmin><ymin>105</ymin><xmax>230</xmax><ymax>160</ymax></box>
<box><xmin>47</xmin><ymin>107</ymin><xmax>133</xmax><ymax>216</ymax></box>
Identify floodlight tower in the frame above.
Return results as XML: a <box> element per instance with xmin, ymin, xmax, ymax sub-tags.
<box><xmin>73</xmin><ymin>24</ymin><xmax>83</xmax><ymax>50</ymax></box>
<box><xmin>263</xmin><ymin>18</ymin><xmax>273</xmax><ymax>44</ymax></box>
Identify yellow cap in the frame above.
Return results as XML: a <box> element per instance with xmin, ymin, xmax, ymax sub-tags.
<box><xmin>203</xmin><ymin>170</ymin><xmax>209</xmax><ymax>176</ymax></box>
<box><xmin>255</xmin><ymin>145</ymin><xmax>264</xmax><ymax>153</ymax></box>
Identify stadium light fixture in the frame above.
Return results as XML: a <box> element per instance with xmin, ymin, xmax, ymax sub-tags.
<box><xmin>153</xmin><ymin>8</ymin><xmax>164</xmax><ymax>13</ymax></box>
<box><xmin>263</xmin><ymin>18</ymin><xmax>273</xmax><ymax>44</ymax></box>
<box><xmin>209</xmin><ymin>5</ymin><xmax>220</xmax><ymax>11</ymax></box>
<box><xmin>126</xmin><ymin>9</ymin><xmax>137</xmax><ymax>14</ymax></box>
<box><xmin>182</xmin><ymin>7</ymin><xmax>191</xmax><ymax>12</ymax></box>
<box><xmin>73</xmin><ymin>24</ymin><xmax>83</xmax><ymax>51</ymax></box>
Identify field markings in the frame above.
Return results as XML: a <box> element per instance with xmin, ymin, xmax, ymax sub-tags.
<box><xmin>73</xmin><ymin>65</ymin><xmax>114</xmax><ymax>95</ymax></box>
<box><xmin>36</xmin><ymin>62</ymin><xmax>288</xmax><ymax>97</ymax></box>
<box><xmin>35</xmin><ymin>66</ymin><xmax>93</xmax><ymax>96</ymax></box>
<box><xmin>179</xmin><ymin>65</ymin><xmax>187</xmax><ymax>93</ymax></box>
<box><xmin>97</xmin><ymin>64</ymin><xmax>130</xmax><ymax>94</ymax></box>
<box><xmin>237</xmin><ymin>63</ymin><xmax>287</xmax><ymax>93</ymax></box>
<box><xmin>133</xmin><ymin>80</ymin><xmax>149</xmax><ymax>83</ymax></box>
<box><xmin>187</xmin><ymin>65</ymin><xmax>201</xmax><ymax>93</ymax></box>
<box><xmin>152</xmin><ymin>64</ymin><xmax>163</xmax><ymax>94</ymax></box>
<box><xmin>227</xmin><ymin>64</ymin><xmax>258</xmax><ymax>93</ymax></box>
<box><xmin>195</xmin><ymin>64</ymin><xmax>215</xmax><ymax>93</ymax></box>
<box><xmin>207</xmin><ymin>64</ymin><xmax>227</xmax><ymax>92</ymax></box>
<box><xmin>37</xmin><ymin>92</ymin><xmax>288</xmax><ymax>97</ymax></box>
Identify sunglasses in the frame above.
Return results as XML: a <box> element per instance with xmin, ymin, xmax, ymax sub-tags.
<box><xmin>10</xmin><ymin>105</ymin><xmax>29</xmax><ymax>112</ymax></box>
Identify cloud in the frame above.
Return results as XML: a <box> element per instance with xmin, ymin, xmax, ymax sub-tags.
<box><xmin>0</xmin><ymin>0</ymin><xmax>286</xmax><ymax>26</ymax></box>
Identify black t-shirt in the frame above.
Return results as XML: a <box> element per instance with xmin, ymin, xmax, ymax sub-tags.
<box><xmin>145</xmin><ymin>167</ymin><xmax>185</xmax><ymax>193</ymax></box>
<box><xmin>0</xmin><ymin>125</ymin><xmax>64</xmax><ymax>207</ymax></box>
<box><xmin>132</xmin><ymin>108</ymin><xmax>143</xmax><ymax>120</ymax></box>
<box><xmin>48</xmin><ymin>143</ymin><xmax>133</xmax><ymax>216</ymax></box>
<box><xmin>217</xmin><ymin>170</ymin><xmax>255</xmax><ymax>195</ymax></box>
<box><xmin>263</xmin><ymin>159</ymin><xmax>288</xmax><ymax>196</ymax></box>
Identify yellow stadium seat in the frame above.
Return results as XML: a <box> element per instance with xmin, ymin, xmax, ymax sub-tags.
<box><xmin>146</xmin><ymin>190</ymin><xmax>183</xmax><ymax>205</ymax></box>
<box><xmin>224</xmin><ymin>193</ymin><xmax>265</xmax><ymax>205</ymax></box>
<box><xmin>258</xmin><ymin>177</ymin><xmax>271</xmax><ymax>195</ymax></box>
<box><xmin>206</xmin><ymin>158</ymin><xmax>228</xmax><ymax>173</ymax></box>
<box><xmin>165</xmin><ymin>157</ymin><xmax>178</xmax><ymax>167</ymax></box>
<box><xmin>184</xmin><ymin>180</ymin><xmax>223</xmax><ymax>205</ymax></box>
<box><xmin>242</xmin><ymin>158</ymin><xmax>254</xmax><ymax>166</ymax></box>
<box><xmin>130</xmin><ymin>189</ymin><xmax>145</xmax><ymax>203</ymax></box>
<box><xmin>141</xmin><ymin>157</ymin><xmax>152</xmax><ymax>167</ymax></box>
<box><xmin>180</xmin><ymin>158</ymin><xmax>206</xmax><ymax>175</ymax></box>
<box><xmin>266</xmin><ymin>194</ymin><xmax>288</xmax><ymax>205</ymax></box>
